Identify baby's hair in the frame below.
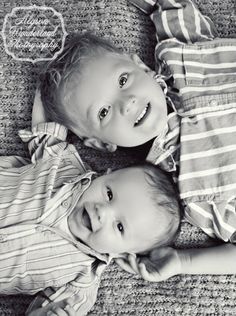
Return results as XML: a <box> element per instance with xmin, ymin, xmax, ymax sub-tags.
<box><xmin>134</xmin><ymin>162</ymin><xmax>181</xmax><ymax>252</ymax></box>
<box><xmin>39</xmin><ymin>32</ymin><xmax>121</xmax><ymax>133</ymax></box>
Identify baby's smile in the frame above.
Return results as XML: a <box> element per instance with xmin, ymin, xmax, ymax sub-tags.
<box><xmin>67</xmin><ymin>167</ymin><xmax>164</xmax><ymax>254</ymax></box>
<box><xmin>81</xmin><ymin>207</ymin><xmax>92</xmax><ymax>231</ymax></box>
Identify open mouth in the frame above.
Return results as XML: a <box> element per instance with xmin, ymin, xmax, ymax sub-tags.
<box><xmin>82</xmin><ymin>208</ymin><xmax>92</xmax><ymax>231</ymax></box>
<box><xmin>134</xmin><ymin>103</ymin><xmax>151</xmax><ymax>127</ymax></box>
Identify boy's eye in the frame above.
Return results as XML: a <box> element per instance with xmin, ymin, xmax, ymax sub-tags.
<box><xmin>117</xmin><ymin>222</ymin><xmax>124</xmax><ymax>233</ymax></box>
<box><xmin>99</xmin><ymin>106</ymin><xmax>110</xmax><ymax>120</ymax></box>
<box><xmin>106</xmin><ymin>187</ymin><xmax>113</xmax><ymax>201</ymax></box>
<box><xmin>119</xmin><ymin>73</ymin><xmax>128</xmax><ymax>88</ymax></box>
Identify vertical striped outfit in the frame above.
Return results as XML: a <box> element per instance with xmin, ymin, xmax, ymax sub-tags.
<box><xmin>131</xmin><ymin>0</ymin><xmax>236</xmax><ymax>242</ymax></box>
<box><xmin>0</xmin><ymin>122</ymin><xmax>109</xmax><ymax>314</ymax></box>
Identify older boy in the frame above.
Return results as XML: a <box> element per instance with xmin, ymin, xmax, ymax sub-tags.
<box><xmin>0</xmin><ymin>92</ymin><xmax>180</xmax><ymax>316</ymax></box>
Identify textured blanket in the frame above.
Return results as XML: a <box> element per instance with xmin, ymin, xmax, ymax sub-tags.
<box><xmin>0</xmin><ymin>0</ymin><xmax>236</xmax><ymax>315</ymax></box>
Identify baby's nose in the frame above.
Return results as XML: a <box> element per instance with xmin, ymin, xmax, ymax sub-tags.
<box><xmin>120</xmin><ymin>96</ymin><xmax>136</xmax><ymax>115</ymax></box>
<box><xmin>95</xmin><ymin>203</ymin><xmax>109</xmax><ymax>225</ymax></box>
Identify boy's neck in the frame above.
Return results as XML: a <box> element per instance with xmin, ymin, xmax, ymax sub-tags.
<box><xmin>120</xmin><ymin>137</ymin><xmax>156</xmax><ymax>160</ymax></box>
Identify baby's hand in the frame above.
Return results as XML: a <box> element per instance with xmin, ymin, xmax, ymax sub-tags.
<box><xmin>46</xmin><ymin>299</ymin><xmax>76</xmax><ymax>316</ymax></box>
<box><xmin>138</xmin><ymin>247</ymin><xmax>183</xmax><ymax>282</ymax></box>
<box><xmin>116</xmin><ymin>247</ymin><xmax>184</xmax><ymax>282</ymax></box>
<box><xmin>115</xmin><ymin>254</ymin><xmax>141</xmax><ymax>275</ymax></box>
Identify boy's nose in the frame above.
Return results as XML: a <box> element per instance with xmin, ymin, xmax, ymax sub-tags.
<box><xmin>120</xmin><ymin>96</ymin><xmax>136</xmax><ymax>115</ymax></box>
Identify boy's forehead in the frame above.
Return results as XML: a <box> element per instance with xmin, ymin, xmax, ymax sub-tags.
<box><xmin>84</xmin><ymin>52</ymin><xmax>132</xmax><ymax>78</ymax></box>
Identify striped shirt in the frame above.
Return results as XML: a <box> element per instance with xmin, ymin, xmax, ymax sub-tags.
<box><xmin>0</xmin><ymin>122</ymin><xmax>109</xmax><ymax>315</ymax></box>
<box><xmin>131</xmin><ymin>0</ymin><xmax>236</xmax><ymax>242</ymax></box>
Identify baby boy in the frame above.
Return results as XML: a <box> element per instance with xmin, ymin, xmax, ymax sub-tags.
<box><xmin>0</xmin><ymin>92</ymin><xmax>180</xmax><ymax>315</ymax></box>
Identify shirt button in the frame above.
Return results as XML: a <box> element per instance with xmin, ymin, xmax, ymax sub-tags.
<box><xmin>169</xmin><ymin>146</ymin><xmax>175</xmax><ymax>151</ymax></box>
<box><xmin>210</xmin><ymin>99</ymin><xmax>218</xmax><ymax>107</ymax></box>
<box><xmin>178</xmin><ymin>108</ymin><xmax>184</xmax><ymax>114</ymax></box>
<box><xmin>81</xmin><ymin>178</ymin><xmax>89</xmax><ymax>185</ymax></box>
<box><xmin>62</xmin><ymin>200</ymin><xmax>69</xmax><ymax>208</ymax></box>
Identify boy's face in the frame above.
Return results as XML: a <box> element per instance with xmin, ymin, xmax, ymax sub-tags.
<box><xmin>68</xmin><ymin>167</ymin><xmax>165</xmax><ymax>255</ymax></box>
<box><xmin>68</xmin><ymin>52</ymin><xmax>168</xmax><ymax>150</ymax></box>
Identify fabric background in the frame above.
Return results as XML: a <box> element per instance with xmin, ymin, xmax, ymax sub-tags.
<box><xmin>0</xmin><ymin>0</ymin><xmax>236</xmax><ymax>314</ymax></box>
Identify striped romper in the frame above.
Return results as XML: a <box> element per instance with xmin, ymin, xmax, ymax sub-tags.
<box><xmin>0</xmin><ymin>122</ymin><xmax>108</xmax><ymax>314</ymax></box>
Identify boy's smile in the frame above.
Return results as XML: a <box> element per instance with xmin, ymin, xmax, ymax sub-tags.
<box><xmin>65</xmin><ymin>52</ymin><xmax>168</xmax><ymax>149</ymax></box>
<box><xmin>68</xmin><ymin>167</ymin><xmax>166</xmax><ymax>255</ymax></box>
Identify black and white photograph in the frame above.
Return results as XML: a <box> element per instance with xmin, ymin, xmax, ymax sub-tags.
<box><xmin>0</xmin><ymin>0</ymin><xmax>236</xmax><ymax>315</ymax></box>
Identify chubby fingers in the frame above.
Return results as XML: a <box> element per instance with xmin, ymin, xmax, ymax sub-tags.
<box><xmin>138</xmin><ymin>262</ymin><xmax>163</xmax><ymax>282</ymax></box>
<box><xmin>46</xmin><ymin>304</ymin><xmax>75</xmax><ymax>316</ymax></box>
<box><xmin>64</xmin><ymin>303</ymin><xmax>76</xmax><ymax>316</ymax></box>
<box><xmin>116</xmin><ymin>258</ymin><xmax>136</xmax><ymax>274</ymax></box>
<box><xmin>116</xmin><ymin>254</ymin><xmax>140</xmax><ymax>275</ymax></box>
<box><xmin>46</xmin><ymin>306</ymin><xmax>63</xmax><ymax>316</ymax></box>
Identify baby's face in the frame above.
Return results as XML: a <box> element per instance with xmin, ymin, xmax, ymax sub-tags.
<box><xmin>68</xmin><ymin>167</ymin><xmax>164</xmax><ymax>255</ymax></box>
<box><xmin>68</xmin><ymin>52</ymin><xmax>168</xmax><ymax>149</ymax></box>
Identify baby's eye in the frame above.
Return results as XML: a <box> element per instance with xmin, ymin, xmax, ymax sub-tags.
<box><xmin>106</xmin><ymin>187</ymin><xmax>113</xmax><ymax>201</ymax></box>
<box><xmin>98</xmin><ymin>106</ymin><xmax>110</xmax><ymax>121</ymax></box>
<box><xmin>117</xmin><ymin>222</ymin><xmax>124</xmax><ymax>233</ymax></box>
<box><xmin>119</xmin><ymin>73</ymin><xmax>128</xmax><ymax>88</ymax></box>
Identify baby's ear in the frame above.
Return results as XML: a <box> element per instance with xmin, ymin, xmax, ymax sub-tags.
<box><xmin>130</xmin><ymin>54</ymin><xmax>155</xmax><ymax>75</ymax></box>
<box><xmin>83</xmin><ymin>137</ymin><xmax>117</xmax><ymax>152</ymax></box>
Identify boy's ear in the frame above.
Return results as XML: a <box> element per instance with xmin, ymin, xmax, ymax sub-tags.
<box><xmin>83</xmin><ymin>137</ymin><xmax>117</xmax><ymax>152</ymax></box>
<box><xmin>130</xmin><ymin>54</ymin><xmax>155</xmax><ymax>75</ymax></box>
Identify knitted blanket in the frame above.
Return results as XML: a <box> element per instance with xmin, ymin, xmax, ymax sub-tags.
<box><xmin>0</xmin><ymin>0</ymin><xmax>236</xmax><ymax>315</ymax></box>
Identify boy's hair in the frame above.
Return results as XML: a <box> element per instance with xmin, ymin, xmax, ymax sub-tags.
<box><xmin>135</xmin><ymin>162</ymin><xmax>181</xmax><ymax>253</ymax></box>
<box><xmin>39</xmin><ymin>32</ymin><xmax>121</xmax><ymax>133</ymax></box>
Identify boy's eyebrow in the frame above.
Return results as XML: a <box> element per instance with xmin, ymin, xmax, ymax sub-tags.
<box><xmin>86</xmin><ymin>103</ymin><xmax>97</xmax><ymax>124</ymax></box>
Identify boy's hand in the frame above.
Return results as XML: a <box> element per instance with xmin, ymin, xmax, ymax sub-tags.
<box><xmin>46</xmin><ymin>303</ymin><xmax>76</xmax><ymax>316</ymax></box>
<box><xmin>28</xmin><ymin>298</ymin><xmax>77</xmax><ymax>316</ymax></box>
<box><xmin>116</xmin><ymin>247</ymin><xmax>185</xmax><ymax>282</ymax></box>
<box><xmin>32</xmin><ymin>89</ymin><xmax>47</xmax><ymax>127</ymax></box>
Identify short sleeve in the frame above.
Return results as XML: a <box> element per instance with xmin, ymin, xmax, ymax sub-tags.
<box><xmin>18</xmin><ymin>122</ymin><xmax>68</xmax><ymax>162</ymax></box>
<box><xmin>185</xmin><ymin>198</ymin><xmax>236</xmax><ymax>243</ymax></box>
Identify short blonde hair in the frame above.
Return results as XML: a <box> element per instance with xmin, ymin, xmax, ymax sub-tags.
<box><xmin>40</xmin><ymin>32</ymin><xmax>121</xmax><ymax>132</ymax></box>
